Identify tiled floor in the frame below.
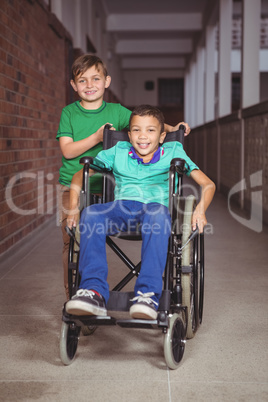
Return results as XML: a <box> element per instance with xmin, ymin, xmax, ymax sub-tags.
<box><xmin>0</xmin><ymin>193</ymin><xmax>267</xmax><ymax>402</ymax></box>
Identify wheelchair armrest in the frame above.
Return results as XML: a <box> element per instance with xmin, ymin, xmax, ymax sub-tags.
<box><xmin>79</xmin><ymin>156</ymin><xmax>111</xmax><ymax>173</ymax></box>
<box><xmin>170</xmin><ymin>158</ymin><xmax>185</xmax><ymax>175</ymax></box>
<box><xmin>79</xmin><ymin>156</ymin><xmax>94</xmax><ymax>165</ymax></box>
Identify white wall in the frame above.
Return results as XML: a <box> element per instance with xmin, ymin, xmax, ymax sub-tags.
<box><xmin>123</xmin><ymin>69</ymin><xmax>184</xmax><ymax>106</ymax></box>
<box><xmin>51</xmin><ymin>0</ymin><xmax>124</xmax><ymax>100</ymax></box>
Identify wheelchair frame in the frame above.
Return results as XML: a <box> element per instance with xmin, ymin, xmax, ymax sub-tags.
<box><xmin>60</xmin><ymin>125</ymin><xmax>205</xmax><ymax>369</ymax></box>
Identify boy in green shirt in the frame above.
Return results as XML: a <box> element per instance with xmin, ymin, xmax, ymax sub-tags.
<box><xmin>65</xmin><ymin>105</ymin><xmax>215</xmax><ymax>320</ymax></box>
<box><xmin>57</xmin><ymin>54</ymin><xmax>191</xmax><ymax>299</ymax></box>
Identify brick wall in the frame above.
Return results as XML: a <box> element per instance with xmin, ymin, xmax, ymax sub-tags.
<box><xmin>0</xmin><ymin>0</ymin><xmax>70</xmax><ymax>255</ymax></box>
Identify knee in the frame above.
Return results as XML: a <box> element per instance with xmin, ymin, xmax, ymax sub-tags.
<box><xmin>78</xmin><ymin>206</ymin><xmax>99</xmax><ymax>236</ymax></box>
<box><xmin>142</xmin><ymin>208</ymin><xmax>171</xmax><ymax>236</ymax></box>
<box><xmin>80</xmin><ymin>205</ymin><xmax>101</xmax><ymax>225</ymax></box>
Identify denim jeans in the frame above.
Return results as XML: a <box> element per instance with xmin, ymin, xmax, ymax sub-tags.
<box><xmin>78</xmin><ymin>200</ymin><xmax>171</xmax><ymax>306</ymax></box>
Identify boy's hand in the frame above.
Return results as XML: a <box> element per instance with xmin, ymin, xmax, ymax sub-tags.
<box><xmin>173</xmin><ymin>122</ymin><xmax>191</xmax><ymax>136</ymax></box>
<box><xmin>95</xmin><ymin>123</ymin><xmax>115</xmax><ymax>142</ymax></box>
<box><xmin>192</xmin><ymin>208</ymin><xmax>207</xmax><ymax>233</ymax></box>
<box><xmin>67</xmin><ymin>209</ymin><xmax>80</xmax><ymax>229</ymax></box>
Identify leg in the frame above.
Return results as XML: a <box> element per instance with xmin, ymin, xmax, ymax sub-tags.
<box><xmin>58</xmin><ymin>185</ymin><xmax>71</xmax><ymax>299</ymax></box>
<box><xmin>130</xmin><ymin>203</ymin><xmax>171</xmax><ymax>319</ymax></box>
<box><xmin>66</xmin><ymin>200</ymin><xmax>142</xmax><ymax>315</ymax></box>
<box><xmin>78</xmin><ymin>202</ymin><xmax>112</xmax><ymax>302</ymax></box>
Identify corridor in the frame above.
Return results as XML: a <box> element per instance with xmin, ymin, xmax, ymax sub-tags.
<box><xmin>0</xmin><ymin>193</ymin><xmax>267</xmax><ymax>402</ymax></box>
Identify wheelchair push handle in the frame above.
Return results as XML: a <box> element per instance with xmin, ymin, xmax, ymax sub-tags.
<box><xmin>178</xmin><ymin>124</ymin><xmax>186</xmax><ymax>146</ymax></box>
<box><xmin>104</xmin><ymin>123</ymin><xmax>113</xmax><ymax>130</ymax></box>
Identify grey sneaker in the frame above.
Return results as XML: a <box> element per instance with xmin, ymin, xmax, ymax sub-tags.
<box><xmin>129</xmin><ymin>291</ymin><xmax>158</xmax><ymax>320</ymax></box>
<box><xmin>66</xmin><ymin>289</ymin><xmax>107</xmax><ymax>316</ymax></box>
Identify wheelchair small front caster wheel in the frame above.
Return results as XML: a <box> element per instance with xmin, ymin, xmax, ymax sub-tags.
<box><xmin>163</xmin><ymin>312</ymin><xmax>186</xmax><ymax>369</ymax></box>
<box><xmin>60</xmin><ymin>322</ymin><xmax>80</xmax><ymax>365</ymax></box>
<box><xmin>81</xmin><ymin>325</ymin><xmax>97</xmax><ymax>336</ymax></box>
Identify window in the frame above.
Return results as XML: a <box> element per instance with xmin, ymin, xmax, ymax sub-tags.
<box><xmin>232</xmin><ymin>75</ymin><xmax>241</xmax><ymax>111</ymax></box>
<box><xmin>158</xmin><ymin>78</ymin><xmax>184</xmax><ymax>107</ymax></box>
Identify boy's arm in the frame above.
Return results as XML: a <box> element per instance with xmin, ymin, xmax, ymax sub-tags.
<box><xmin>59</xmin><ymin>123</ymin><xmax>114</xmax><ymax>159</ymax></box>
<box><xmin>189</xmin><ymin>170</ymin><xmax>216</xmax><ymax>233</ymax></box>
<box><xmin>164</xmin><ymin>122</ymin><xmax>191</xmax><ymax>136</ymax></box>
<box><xmin>67</xmin><ymin>168</ymin><xmax>95</xmax><ymax>228</ymax></box>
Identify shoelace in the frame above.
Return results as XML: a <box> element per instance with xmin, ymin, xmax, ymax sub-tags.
<box><xmin>74</xmin><ymin>289</ymin><xmax>95</xmax><ymax>299</ymax></box>
<box><xmin>130</xmin><ymin>291</ymin><xmax>158</xmax><ymax>306</ymax></box>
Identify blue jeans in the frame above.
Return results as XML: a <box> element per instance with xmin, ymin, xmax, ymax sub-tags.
<box><xmin>78</xmin><ymin>200</ymin><xmax>171</xmax><ymax>306</ymax></box>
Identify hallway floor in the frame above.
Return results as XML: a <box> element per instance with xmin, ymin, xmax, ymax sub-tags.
<box><xmin>0</xmin><ymin>193</ymin><xmax>267</xmax><ymax>402</ymax></box>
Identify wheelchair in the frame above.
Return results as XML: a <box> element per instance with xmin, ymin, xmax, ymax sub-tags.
<box><xmin>59</xmin><ymin>124</ymin><xmax>205</xmax><ymax>369</ymax></box>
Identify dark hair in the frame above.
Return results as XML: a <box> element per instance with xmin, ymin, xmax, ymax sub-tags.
<box><xmin>71</xmin><ymin>54</ymin><xmax>108</xmax><ymax>80</ymax></box>
<box><xmin>129</xmin><ymin>105</ymin><xmax>165</xmax><ymax>133</ymax></box>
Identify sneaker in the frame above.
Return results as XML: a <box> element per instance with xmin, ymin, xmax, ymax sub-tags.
<box><xmin>129</xmin><ymin>291</ymin><xmax>158</xmax><ymax>320</ymax></box>
<box><xmin>65</xmin><ymin>289</ymin><xmax>107</xmax><ymax>316</ymax></box>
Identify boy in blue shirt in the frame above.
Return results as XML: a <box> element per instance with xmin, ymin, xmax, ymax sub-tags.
<box><xmin>65</xmin><ymin>105</ymin><xmax>215</xmax><ymax>320</ymax></box>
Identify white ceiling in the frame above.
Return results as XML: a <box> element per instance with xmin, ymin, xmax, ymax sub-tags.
<box><xmin>101</xmin><ymin>0</ymin><xmax>216</xmax><ymax>71</ymax></box>
<box><xmin>101</xmin><ymin>0</ymin><xmax>268</xmax><ymax>72</ymax></box>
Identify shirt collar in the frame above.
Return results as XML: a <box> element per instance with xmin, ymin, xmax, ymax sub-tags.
<box><xmin>128</xmin><ymin>146</ymin><xmax>164</xmax><ymax>164</ymax></box>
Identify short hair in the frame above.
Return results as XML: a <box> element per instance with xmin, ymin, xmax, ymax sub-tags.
<box><xmin>129</xmin><ymin>105</ymin><xmax>165</xmax><ymax>133</ymax></box>
<box><xmin>71</xmin><ymin>54</ymin><xmax>108</xmax><ymax>80</ymax></box>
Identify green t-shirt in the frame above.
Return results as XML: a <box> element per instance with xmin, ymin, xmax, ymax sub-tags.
<box><xmin>56</xmin><ymin>101</ymin><xmax>131</xmax><ymax>192</ymax></box>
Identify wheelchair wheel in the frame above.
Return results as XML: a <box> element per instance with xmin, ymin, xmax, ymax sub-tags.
<box><xmin>59</xmin><ymin>322</ymin><xmax>80</xmax><ymax>365</ymax></box>
<box><xmin>163</xmin><ymin>312</ymin><xmax>187</xmax><ymax>369</ymax></box>
<box><xmin>181</xmin><ymin>196</ymin><xmax>204</xmax><ymax>339</ymax></box>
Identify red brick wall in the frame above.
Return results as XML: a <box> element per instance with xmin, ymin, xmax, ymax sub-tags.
<box><xmin>0</xmin><ymin>0</ymin><xmax>69</xmax><ymax>255</ymax></box>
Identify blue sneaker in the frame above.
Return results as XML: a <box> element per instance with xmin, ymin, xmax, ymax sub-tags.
<box><xmin>129</xmin><ymin>291</ymin><xmax>158</xmax><ymax>320</ymax></box>
<box><xmin>66</xmin><ymin>289</ymin><xmax>107</xmax><ymax>316</ymax></box>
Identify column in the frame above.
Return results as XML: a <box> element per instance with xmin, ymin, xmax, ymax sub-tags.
<box><xmin>184</xmin><ymin>70</ymin><xmax>190</xmax><ymax>124</ymax></box>
<box><xmin>50</xmin><ymin>0</ymin><xmax>63</xmax><ymax>21</ymax></box>
<box><xmin>242</xmin><ymin>0</ymin><xmax>261</xmax><ymax>107</ymax></box>
<box><xmin>205</xmin><ymin>25</ymin><xmax>216</xmax><ymax>123</ymax></box>
<box><xmin>218</xmin><ymin>0</ymin><xmax>232</xmax><ymax>117</ymax></box>
<box><xmin>196</xmin><ymin>47</ymin><xmax>205</xmax><ymax>126</ymax></box>
<box><xmin>190</xmin><ymin>61</ymin><xmax>196</xmax><ymax>127</ymax></box>
<box><xmin>74</xmin><ymin>0</ymin><xmax>82</xmax><ymax>49</ymax></box>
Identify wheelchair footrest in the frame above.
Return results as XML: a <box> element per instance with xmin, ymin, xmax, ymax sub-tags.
<box><xmin>107</xmin><ymin>289</ymin><xmax>171</xmax><ymax>312</ymax></box>
<box><xmin>116</xmin><ymin>319</ymin><xmax>158</xmax><ymax>329</ymax></box>
<box><xmin>62</xmin><ymin>312</ymin><xmax>117</xmax><ymax>327</ymax></box>
<box><xmin>62</xmin><ymin>308</ymin><xmax>165</xmax><ymax>329</ymax></box>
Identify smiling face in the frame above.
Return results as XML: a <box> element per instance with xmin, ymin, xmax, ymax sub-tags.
<box><xmin>128</xmin><ymin>115</ymin><xmax>166</xmax><ymax>163</ymax></box>
<box><xmin>70</xmin><ymin>65</ymin><xmax>111</xmax><ymax>109</ymax></box>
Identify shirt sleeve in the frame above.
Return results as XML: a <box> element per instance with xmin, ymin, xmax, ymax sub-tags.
<box><xmin>56</xmin><ymin>109</ymin><xmax>73</xmax><ymax>140</ymax></box>
<box><xmin>94</xmin><ymin>145</ymin><xmax>117</xmax><ymax>170</ymax></box>
<box><xmin>118</xmin><ymin>105</ymin><xmax>132</xmax><ymax>130</ymax></box>
<box><xmin>176</xmin><ymin>143</ymin><xmax>199</xmax><ymax>176</ymax></box>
